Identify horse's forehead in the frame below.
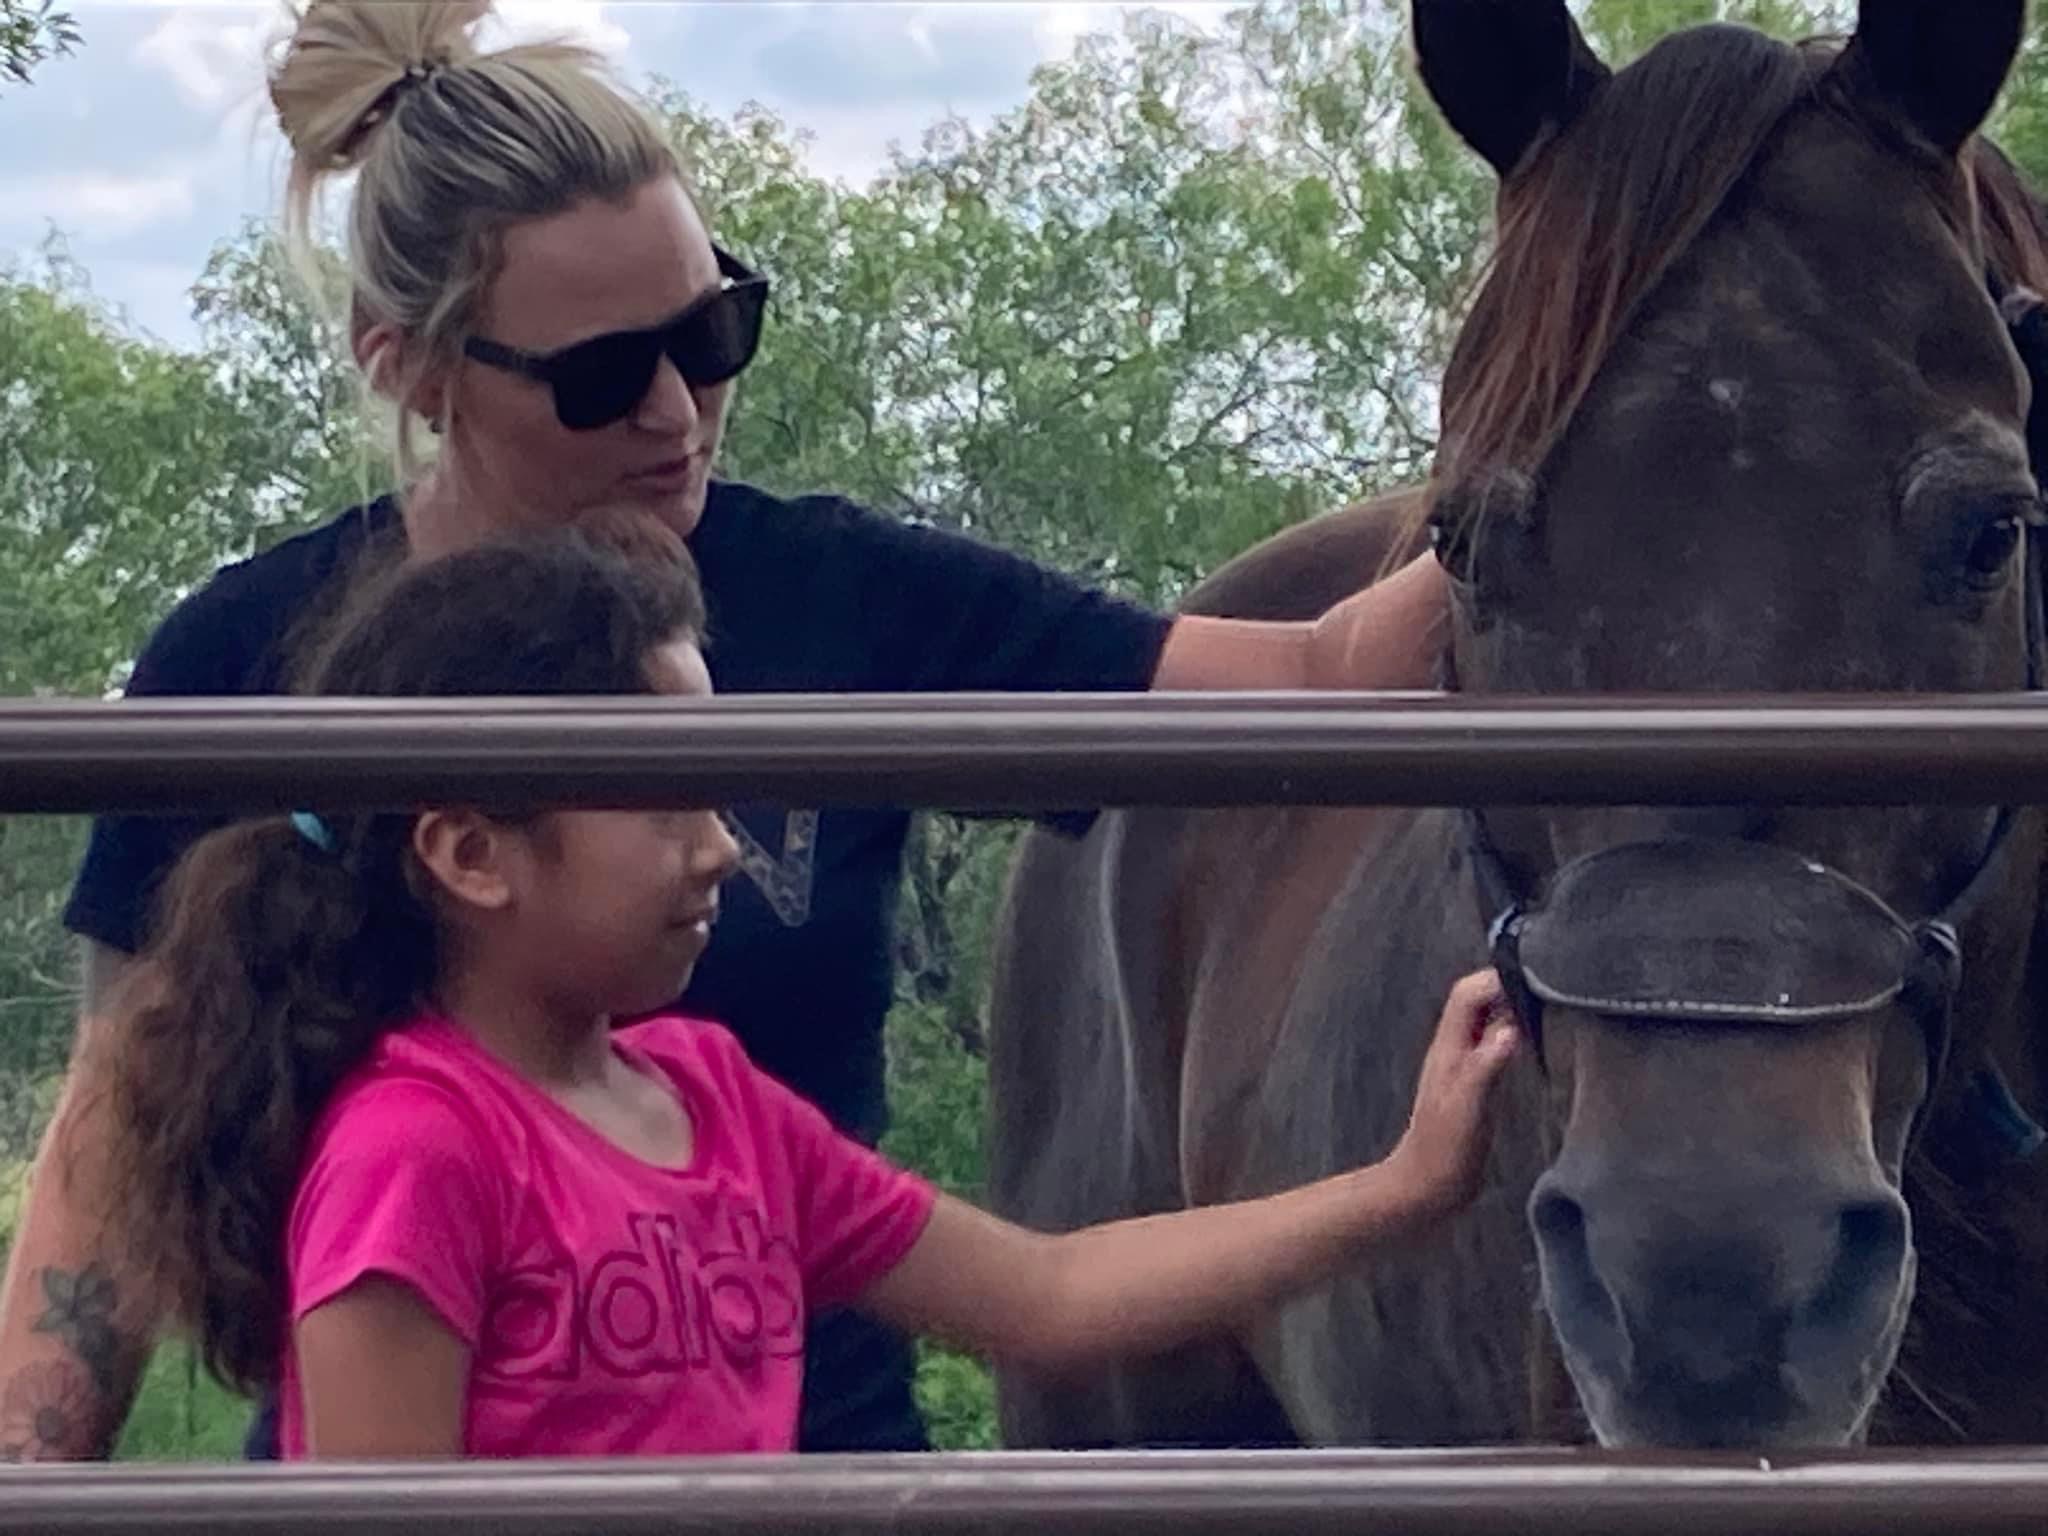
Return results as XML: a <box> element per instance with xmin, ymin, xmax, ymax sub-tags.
<box><xmin>1584</xmin><ymin>275</ymin><xmax>1869</xmax><ymax>489</ymax></box>
<box><xmin>1587</xmin><ymin>122</ymin><xmax>2007</xmax><ymax>468</ymax></box>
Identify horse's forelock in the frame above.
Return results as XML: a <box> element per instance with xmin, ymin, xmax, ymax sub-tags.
<box><xmin>1432</xmin><ymin>26</ymin><xmax>1824</xmax><ymax>499</ymax></box>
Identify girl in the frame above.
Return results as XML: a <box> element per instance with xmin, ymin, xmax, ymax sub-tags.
<box><xmin>99</xmin><ymin>524</ymin><xmax>1514</xmax><ymax>1459</ymax></box>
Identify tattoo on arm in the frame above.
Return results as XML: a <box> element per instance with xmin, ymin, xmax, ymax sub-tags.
<box><xmin>32</xmin><ymin>1263</ymin><xmax>127</xmax><ymax>1398</ymax></box>
<box><xmin>2</xmin><ymin>944</ymin><xmax>153</xmax><ymax>1460</ymax></box>
<box><xmin>0</xmin><ymin>1265</ymin><xmax>142</xmax><ymax>1459</ymax></box>
<box><xmin>0</xmin><ymin>1360</ymin><xmax>96</xmax><ymax>1461</ymax></box>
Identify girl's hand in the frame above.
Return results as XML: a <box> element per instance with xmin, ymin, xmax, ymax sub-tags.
<box><xmin>571</xmin><ymin>503</ymin><xmax>692</xmax><ymax>566</ymax></box>
<box><xmin>1385</xmin><ymin>969</ymin><xmax>1520</xmax><ymax>1220</ymax></box>
<box><xmin>858</xmin><ymin>968</ymin><xmax>1521</xmax><ymax>1372</ymax></box>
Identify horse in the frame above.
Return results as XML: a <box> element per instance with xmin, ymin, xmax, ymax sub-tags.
<box><xmin>988</xmin><ymin>1</ymin><xmax>2048</xmax><ymax>1450</ymax></box>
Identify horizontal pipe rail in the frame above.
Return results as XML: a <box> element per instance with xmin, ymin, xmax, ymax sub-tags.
<box><xmin>5</xmin><ymin>1449</ymin><xmax>2048</xmax><ymax>1534</ymax></box>
<box><xmin>0</xmin><ymin>693</ymin><xmax>2046</xmax><ymax>812</ymax></box>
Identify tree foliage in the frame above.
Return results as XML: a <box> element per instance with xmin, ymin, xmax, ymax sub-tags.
<box><xmin>0</xmin><ymin>0</ymin><xmax>76</xmax><ymax>88</ymax></box>
<box><xmin>0</xmin><ymin>242</ymin><xmax>342</xmax><ymax>1161</ymax></box>
<box><xmin>671</xmin><ymin>0</ymin><xmax>1485</xmax><ymax>604</ymax></box>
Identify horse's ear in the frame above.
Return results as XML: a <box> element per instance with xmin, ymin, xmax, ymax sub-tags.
<box><xmin>1844</xmin><ymin>0</ymin><xmax>2025</xmax><ymax>157</ymax></box>
<box><xmin>1411</xmin><ymin>0</ymin><xmax>1610</xmax><ymax>178</ymax></box>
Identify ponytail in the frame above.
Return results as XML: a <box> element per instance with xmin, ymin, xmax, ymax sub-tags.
<box><xmin>107</xmin><ymin>812</ymin><xmax>434</xmax><ymax>1395</ymax></box>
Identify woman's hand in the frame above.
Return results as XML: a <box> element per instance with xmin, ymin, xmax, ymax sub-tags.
<box><xmin>1152</xmin><ymin>549</ymin><xmax>1451</xmax><ymax>692</ymax></box>
<box><xmin>1384</xmin><ymin>970</ymin><xmax>1521</xmax><ymax>1219</ymax></box>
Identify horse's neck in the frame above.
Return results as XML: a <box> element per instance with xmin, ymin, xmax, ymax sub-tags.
<box><xmin>2004</xmin><ymin>813</ymin><xmax>2048</xmax><ymax>1120</ymax></box>
<box><xmin>1880</xmin><ymin>814</ymin><xmax>2048</xmax><ymax>1443</ymax></box>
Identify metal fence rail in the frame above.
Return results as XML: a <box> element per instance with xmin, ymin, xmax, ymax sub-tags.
<box><xmin>3</xmin><ymin>692</ymin><xmax>2048</xmax><ymax>812</ymax></box>
<box><xmin>4</xmin><ymin>1449</ymin><xmax>2048</xmax><ymax>1534</ymax></box>
<box><xmin>4</xmin><ymin>704</ymin><xmax>2048</xmax><ymax>1525</ymax></box>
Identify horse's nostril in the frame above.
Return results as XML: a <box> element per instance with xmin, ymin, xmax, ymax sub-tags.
<box><xmin>1803</xmin><ymin>1197</ymin><xmax>1910</xmax><ymax>1335</ymax></box>
<box><xmin>1839</xmin><ymin>1200</ymin><xmax>1905</xmax><ymax>1259</ymax></box>
<box><xmin>1529</xmin><ymin>1180</ymin><xmax>1626</xmax><ymax>1365</ymax></box>
<box><xmin>1531</xmin><ymin>1185</ymin><xmax>1585</xmax><ymax>1248</ymax></box>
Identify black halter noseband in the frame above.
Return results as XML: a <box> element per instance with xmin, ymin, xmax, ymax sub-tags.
<box><xmin>1461</xmin><ymin>278</ymin><xmax>2048</xmax><ymax>1167</ymax></box>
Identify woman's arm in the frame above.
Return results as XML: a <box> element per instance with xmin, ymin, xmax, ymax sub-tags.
<box><xmin>2</xmin><ymin>549</ymin><xmax>279</xmax><ymax>1458</ymax></box>
<box><xmin>858</xmin><ymin>972</ymin><xmax>1515</xmax><ymax>1373</ymax></box>
<box><xmin>1153</xmin><ymin>551</ymin><xmax>1449</xmax><ymax>692</ymax></box>
<box><xmin>0</xmin><ymin>943</ymin><xmax>160</xmax><ymax>1460</ymax></box>
<box><xmin>295</xmin><ymin>1279</ymin><xmax>467</xmax><ymax>1457</ymax></box>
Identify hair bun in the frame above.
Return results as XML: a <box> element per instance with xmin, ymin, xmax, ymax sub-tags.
<box><xmin>270</xmin><ymin>1</ymin><xmax>488</xmax><ymax>172</ymax></box>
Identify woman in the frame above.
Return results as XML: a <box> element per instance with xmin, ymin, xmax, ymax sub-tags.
<box><xmin>0</xmin><ymin>0</ymin><xmax>1448</xmax><ymax>1459</ymax></box>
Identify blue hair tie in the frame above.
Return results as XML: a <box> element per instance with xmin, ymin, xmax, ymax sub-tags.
<box><xmin>290</xmin><ymin>811</ymin><xmax>338</xmax><ymax>854</ymax></box>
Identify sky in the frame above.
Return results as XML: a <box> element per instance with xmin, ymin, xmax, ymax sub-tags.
<box><xmin>0</xmin><ymin>1</ymin><xmax>1228</xmax><ymax>349</ymax></box>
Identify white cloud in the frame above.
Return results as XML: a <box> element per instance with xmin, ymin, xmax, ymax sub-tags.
<box><xmin>129</xmin><ymin>0</ymin><xmax>635</xmax><ymax>111</ymax></box>
<box><xmin>131</xmin><ymin>5</ymin><xmax>273</xmax><ymax>113</ymax></box>
<box><xmin>0</xmin><ymin>170</ymin><xmax>196</xmax><ymax>239</ymax></box>
<box><xmin>479</xmin><ymin>1</ymin><xmax>631</xmax><ymax>60</ymax></box>
<box><xmin>1035</xmin><ymin>2</ymin><xmax>1097</xmax><ymax>53</ymax></box>
<box><xmin>776</xmin><ymin>101</ymin><xmax>947</xmax><ymax>185</ymax></box>
<box><xmin>17</xmin><ymin>1</ymin><xmax>1235</xmax><ymax>351</ymax></box>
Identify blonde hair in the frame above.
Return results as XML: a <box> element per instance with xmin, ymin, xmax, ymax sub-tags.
<box><xmin>269</xmin><ymin>0</ymin><xmax>679</xmax><ymax>478</ymax></box>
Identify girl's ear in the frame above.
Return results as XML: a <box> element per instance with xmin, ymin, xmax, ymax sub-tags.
<box><xmin>411</xmin><ymin>810</ymin><xmax>518</xmax><ymax>913</ymax></box>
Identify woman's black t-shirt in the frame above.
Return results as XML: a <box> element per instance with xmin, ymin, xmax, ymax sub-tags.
<box><xmin>62</xmin><ymin>479</ymin><xmax>1171</xmax><ymax>1453</ymax></box>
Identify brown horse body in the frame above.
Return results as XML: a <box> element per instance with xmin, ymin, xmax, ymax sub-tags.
<box><xmin>990</xmin><ymin>5</ymin><xmax>2048</xmax><ymax>1449</ymax></box>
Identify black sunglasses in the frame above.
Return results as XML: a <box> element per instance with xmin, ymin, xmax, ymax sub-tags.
<box><xmin>463</xmin><ymin>246</ymin><xmax>770</xmax><ymax>431</ymax></box>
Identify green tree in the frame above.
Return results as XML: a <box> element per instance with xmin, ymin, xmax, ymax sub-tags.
<box><xmin>1579</xmin><ymin>0</ymin><xmax>1845</xmax><ymax>62</ymax></box>
<box><xmin>1989</xmin><ymin>10</ymin><xmax>2048</xmax><ymax>186</ymax></box>
<box><xmin>0</xmin><ymin>239</ymin><xmax>369</xmax><ymax>1458</ymax></box>
<box><xmin>0</xmin><ymin>0</ymin><xmax>76</xmax><ymax>88</ymax></box>
<box><xmin>670</xmin><ymin>1</ymin><xmax>1483</xmax><ymax>604</ymax></box>
<box><xmin>0</xmin><ymin>244</ymin><xmax>324</xmax><ymax>698</ymax></box>
<box><xmin>0</xmin><ymin>243</ymin><xmax>357</xmax><ymax>1171</ymax></box>
<box><xmin>189</xmin><ymin>226</ymin><xmax>373</xmax><ymax>519</ymax></box>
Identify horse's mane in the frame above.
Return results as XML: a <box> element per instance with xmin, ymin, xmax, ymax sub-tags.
<box><xmin>1975</xmin><ymin>135</ymin><xmax>2048</xmax><ymax>297</ymax></box>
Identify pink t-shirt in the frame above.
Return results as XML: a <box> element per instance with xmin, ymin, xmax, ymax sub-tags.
<box><xmin>277</xmin><ymin>1014</ymin><xmax>936</xmax><ymax>1459</ymax></box>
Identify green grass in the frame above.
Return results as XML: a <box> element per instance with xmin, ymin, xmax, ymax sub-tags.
<box><xmin>102</xmin><ymin>1341</ymin><xmax>989</xmax><ymax>1460</ymax></box>
<box><xmin>912</xmin><ymin>1342</ymin><xmax>999</xmax><ymax>1451</ymax></box>
<box><xmin>114</xmin><ymin>1342</ymin><xmax>252</xmax><ymax>1461</ymax></box>
<box><xmin>880</xmin><ymin>992</ymin><xmax>1000</xmax><ymax>1449</ymax></box>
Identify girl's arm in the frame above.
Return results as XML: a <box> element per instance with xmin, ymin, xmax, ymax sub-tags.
<box><xmin>1153</xmin><ymin>551</ymin><xmax>1448</xmax><ymax>692</ymax></box>
<box><xmin>858</xmin><ymin>972</ymin><xmax>1516</xmax><ymax>1373</ymax></box>
<box><xmin>294</xmin><ymin>1278</ymin><xmax>468</xmax><ymax>1457</ymax></box>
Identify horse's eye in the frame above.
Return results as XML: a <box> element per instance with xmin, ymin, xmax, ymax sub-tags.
<box><xmin>1962</xmin><ymin>508</ymin><xmax>2027</xmax><ymax>586</ymax></box>
<box><xmin>1428</xmin><ymin>470</ymin><xmax>1539</xmax><ymax>597</ymax></box>
<box><xmin>1430</xmin><ymin>510</ymin><xmax>1477</xmax><ymax>586</ymax></box>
